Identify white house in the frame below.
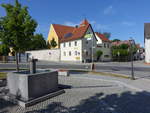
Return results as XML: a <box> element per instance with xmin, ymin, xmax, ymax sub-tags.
<box><xmin>95</xmin><ymin>32</ymin><xmax>112</xmax><ymax>61</ymax></box>
<box><xmin>144</xmin><ymin>23</ymin><xmax>150</xmax><ymax>63</ymax></box>
<box><xmin>60</xmin><ymin>19</ymin><xmax>97</xmax><ymax>62</ymax></box>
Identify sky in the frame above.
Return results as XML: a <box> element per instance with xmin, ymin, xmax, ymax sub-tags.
<box><xmin>0</xmin><ymin>0</ymin><xmax>149</xmax><ymax>47</ymax></box>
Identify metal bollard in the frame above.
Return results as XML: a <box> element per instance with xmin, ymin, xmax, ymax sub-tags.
<box><xmin>29</xmin><ymin>59</ymin><xmax>38</xmax><ymax>74</ymax></box>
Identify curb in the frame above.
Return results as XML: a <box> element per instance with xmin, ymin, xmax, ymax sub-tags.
<box><xmin>71</xmin><ymin>76</ymin><xmax>143</xmax><ymax>92</ymax></box>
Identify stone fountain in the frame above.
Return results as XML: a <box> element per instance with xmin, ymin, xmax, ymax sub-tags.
<box><xmin>6</xmin><ymin>58</ymin><xmax>64</xmax><ymax>107</ymax></box>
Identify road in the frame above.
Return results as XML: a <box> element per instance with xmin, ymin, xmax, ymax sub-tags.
<box><xmin>0</xmin><ymin>61</ymin><xmax>150</xmax><ymax>79</ymax></box>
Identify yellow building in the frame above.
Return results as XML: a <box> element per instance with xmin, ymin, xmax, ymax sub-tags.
<box><xmin>47</xmin><ymin>24</ymin><xmax>74</xmax><ymax>48</ymax></box>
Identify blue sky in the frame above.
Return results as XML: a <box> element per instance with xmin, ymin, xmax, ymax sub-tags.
<box><xmin>0</xmin><ymin>0</ymin><xmax>149</xmax><ymax>47</ymax></box>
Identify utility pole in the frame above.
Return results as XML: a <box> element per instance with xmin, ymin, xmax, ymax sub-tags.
<box><xmin>91</xmin><ymin>33</ymin><xmax>95</xmax><ymax>71</ymax></box>
<box><xmin>130</xmin><ymin>38</ymin><xmax>135</xmax><ymax>80</ymax></box>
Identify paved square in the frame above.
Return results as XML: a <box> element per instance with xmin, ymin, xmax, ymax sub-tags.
<box><xmin>0</xmin><ymin>76</ymin><xmax>150</xmax><ymax>113</ymax></box>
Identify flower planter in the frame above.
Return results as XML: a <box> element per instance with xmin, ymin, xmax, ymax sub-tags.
<box><xmin>58</xmin><ymin>69</ymin><xmax>69</xmax><ymax>76</ymax></box>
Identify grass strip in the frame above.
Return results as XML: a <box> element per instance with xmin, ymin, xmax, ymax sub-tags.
<box><xmin>89</xmin><ymin>71</ymin><xmax>131</xmax><ymax>79</ymax></box>
<box><xmin>0</xmin><ymin>72</ymin><xmax>7</xmax><ymax>79</ymax></box>
<box><xmin>69</xmin><ymin>69</ymin><xmax>131</xmax><ymax>79</ymax></box>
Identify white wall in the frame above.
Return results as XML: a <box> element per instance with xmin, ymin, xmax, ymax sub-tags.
<box><xmin>145</xmin><ymin>38</ymin><xmax>150</xmax><ymax>63</ymax></box>
<box><xmin>60</xmin><ymin>25</ymin><xmax>97</xmax><ymax>62</ymax></box>
<box><xmin>60</xmin><ymin>40</ymin><xmax>82</xmax><ymax>62</ymax></box>
<box><xmin>95</xmin><ymin>34</ymin><xmax>102</xmax><ymax>44</ymax></box>
<box><xmin>26</xmin><ymin>49</ymin><xmax>60</xmax><ymax>61</ymax></box>
<box><xmin>96</xmin><ymin>42</ymin><xmax>112</xmax><ymax>61</ymax></box>
<box><xmin>95</xmin><ymin>34</ymin><xmax>112</xmax><ymax>61</ymax></box>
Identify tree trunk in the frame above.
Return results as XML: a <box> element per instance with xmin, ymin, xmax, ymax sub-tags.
<box><xmin>15</xmin><ymin>52</ymin><xmax>19</xmax><ymax>72</ymax></box>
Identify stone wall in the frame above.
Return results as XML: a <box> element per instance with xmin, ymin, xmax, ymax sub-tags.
<box><xmin>7</xmin><ymin>71</ymin><xmax>58</xmax><ymax>101</ymax></box>
<box><xmin>26</xmin><ymin>49</ymin><xmax>60</xmax><ymax>61</ymax></box>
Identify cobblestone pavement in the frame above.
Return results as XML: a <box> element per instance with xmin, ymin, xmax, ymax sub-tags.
<box><xmin>0</xmin><ymin>76</ymin><xmax>150</xmax><ymax>113</ymax></box>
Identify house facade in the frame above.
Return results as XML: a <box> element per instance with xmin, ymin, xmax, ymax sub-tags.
<box><xmin>60</xmin><ymin>19</ymin><xmax>97</xmax><ymax>62</ymax></box>
<box><xmin>95</xmin><ymin>32</ymin><xmax>112</xmax><ymax>61</ymax></box>
<box><xmin>47</xmin><ymin>23</ymin><xmax>74</xmax><ymax>48</ymax></box>
<box><xmin>144</xmin><ymin>23</ymin><xmax>150</xmax><ymax>63</ymax></box>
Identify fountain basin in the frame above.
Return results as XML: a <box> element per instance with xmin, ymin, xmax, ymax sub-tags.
<box><xmin>7</xmin><ymin>70</ymin><xmax>58</xmax><ymax>102</ymax></box>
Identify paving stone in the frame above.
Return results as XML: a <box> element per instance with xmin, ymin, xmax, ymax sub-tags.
<box><xmin>0</xmin><ymin>76</ymin><xmax>149</xmax><ymax>113</ymax></box>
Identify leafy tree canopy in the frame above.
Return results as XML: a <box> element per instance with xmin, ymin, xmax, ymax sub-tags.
<box><xmin>50</xmin><ymin>38</ymin><xmax>57</xmax><ymax>48</ymax></box>
<box><xmin>0</xmin><ymin>44</ymin><xmax>10</xmax><ymax>56</ymax></box>
<box><xmin>30</xmin><ymin>34</ymin><xmax>47</xmax><ymax>50</ymax></box>
<box><xmin>96</xmin><ymin>50</ymin><xmax>103</xmax><ymax>61</ymax></box>
<box><xmin>95</xmin><ymin>31</ymin><xmax>111</xmax><ymax>39</ymax></box>
<box><xmin>0</xmin><ymin>0</ymin><xmax>37</xmax><ymax>52</ymax></box>
<box><xmin>103</xmin><ymin>32</ymin><xmax>111</xmax><ymax>39</ymax></box>
<box><xmin>112</xmin><ymin>39</ymin><xmax>121</xmax><ymax>42</ymax></box>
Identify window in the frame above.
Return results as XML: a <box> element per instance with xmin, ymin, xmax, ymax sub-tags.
<box><xmin>75</xmin><ymin>51</ymin><xmax>77</xmax><ymax>56</ymax></box>
<box><xmin>69</xmin><ymin>42</ymin><xmax>71</xmax><ymax>47</ymax></box>
<box><xmin>69</xmin><ymin>51</ymin><xmax>71</xmax><ymax>56</ymax></box>
<box><xmin>107</xmin><ymin>44</ymin><xmax>109</xmax><ymax>48</ymax></box>
<box><xmin>104</xmin><ymin>55</ymin><xmax>109</xmax><ymax>58</ymax></box>
<box><xmin>97</xmin><ymin>45</ymin><xmax>102</xmax><ymax>48</ymax></box>
<box><xmin>64</xmin><ymin>52</ymin><xmax>66</xmax><ymax>56</ymax></box>
<box><xmin>78</xmin><ymin>52</ymin><xmax>80</xmax><ymax>55</ymax></box>
<box><xmin>63</xmin><ymin>43</ymin><xmax>66</xmax><ymax>47</ymax></box>
<box><xmin>104</xmin><ymin>43</ymin><xmax>106</xmax><ymax>48</ymax></box>
<box><xmin>86</xmin><ymin>41</ymin><xmax>88</xmax><ymax>44</ymax></box>
<box><xmin>86</xmin><ymin>51</ymin><xmax>88</xmax><ymax>56</ymax></box>
<box><xmin>75</xmin><ymin>41</ymin><xmax>77</xmax><ymax>46</ymax></box>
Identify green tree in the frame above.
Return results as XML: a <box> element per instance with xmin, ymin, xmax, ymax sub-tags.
<box><xmin>118</xmin><ymin>44</ymin><xmax>129</xmax><ymax>49</ymax></box>
<box><xmin>0</xmin><ymin>44</ymin><xmax>10</xmax><ymax>56</ymax></box>
<box><xmin>50</xmin><ymin>38</ymin><xmax>57</xmax><ymax>48</ymax></box>
<box><xmin>103</xmin><ymin>32</ymin><xmax>111</xmax><ymax>39</ymax></box>
<box><xmin>111</xmin><ymin>44</ymin><xmax>130</xmax><ymax>61</ymax></box>
<box><xmin>112</xmin><ymin>39</ymin><xmax>120</xmax><ymax>42</ymax></box>
<box><xmin>96</xmin><ymin>50</ymin><xmax>103</xmax><ymax>61</ymax></box>
<box><xmin>0</xmin><ymin>0</ymin><xmax>37</xmax><ymax>71</ymax></box>
<box><xmin>30</xmin><ymin>34</ymin><xmax>47</xmax><ymax>50</ymax></box>
<box><xmin>47</xmin><ymin>41</ymin><xmax>51</xmax><ymax>49</ymax></box>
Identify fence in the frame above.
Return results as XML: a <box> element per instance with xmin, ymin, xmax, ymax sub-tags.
<box><xmin>0</xmin><ymin>53</ymin><xmax>28</xmax><ymax>63</ymax></box>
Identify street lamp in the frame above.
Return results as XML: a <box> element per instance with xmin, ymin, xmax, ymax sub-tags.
<box><xmin>117</xmin><ymin>51</ymin><xmax>120</xmax><ymax>62</ymax></box>
<box><xmin>129</xmin><ymin>38</ymin><xmax>135</xmax><ymax>80</ymax></box>
<box><xmin>83</xmin><ymin>49</ymin><xmax>87</xmax><ymax>63</ymax></box>
<box><xmin>91</xmin><ymin>33</ymin><xmax>95</xmax><ymax>71</ymax></box>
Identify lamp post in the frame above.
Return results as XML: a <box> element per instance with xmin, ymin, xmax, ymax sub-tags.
<box><xmin>117</xmin><ymin>51</ymin><xmax>120</xmax><ymax>62</ymax></box>
<box><xmin>91</xmin><ymin>33</ymin><xmax>95</xmax><ymax>71</ymax></box>
<box><xmin>84</xmin><ymin>49</ymin><xmax>87</xmax><ymax>63</ymax></box>
<box><xmin>129</xmin><ymin>38</ymin><xmax>135</xmax><ymax>80</ymax></box>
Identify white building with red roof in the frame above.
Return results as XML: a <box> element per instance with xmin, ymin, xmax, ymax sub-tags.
<box><xmin>95</xmin><ymin>32</ymin><xmax>112</xmax><ymax>61</ymax></box>
<box><xmin>60</xmin><ymin>19</ymin><xmax>97</xmax><ymax>62</ymax></box>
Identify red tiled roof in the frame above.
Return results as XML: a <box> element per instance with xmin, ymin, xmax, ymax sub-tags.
<box><xmin>53</xmin><ymin>24</ymin><xmax>74</xmax><ymax>39</ymax></box>
<box><xmin>95</xmin><ymin>32</ymin><xmax>110</xmax><ymax>42</ymax></box>
<box><xmin>53</xmin><ymin>19</ymin><xmax>90</xmax><ymax>42</ymax></box>
<box><xmin>136</xmin><ymin>44</ymin><xmax>141</xmax><ymax>49</ymax></box>
<box><xmin>111</xmin><ymin>40</ymin><xmax>131</xmax><ymax>46</ymax></box>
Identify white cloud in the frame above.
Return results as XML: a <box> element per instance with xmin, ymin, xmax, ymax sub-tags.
<box><xmin>122</xmin><ymin>21</ymin><xmax>136</xmax><ymax>26</ymax></box>
<box><xmin>64</xmin><ymin>20</ymin><xmax>109</xmax><ymax>32</ymax></box>
<box><xmin>64</xmin><ymin>21</ymin><xmax>79</xmax><ymax>26</ymax></box>
<box><xmin>90</xmin><ymin>21</ymin><xmax>109</xmax><ymax>31</ymax></box>
<box><xmin>90</xmin><ymin>20</ymin><xmax>96</xmax><ymax>25</ymax></box>
<box><xmin>95</xmin><ymin>24</ymin><xmax>110</xmax><ymax>31</ymax></box>
<box><xmin>103</xmin><ymin>5</ymin><xmax>114</xmax><ymax>15</ymax></box>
